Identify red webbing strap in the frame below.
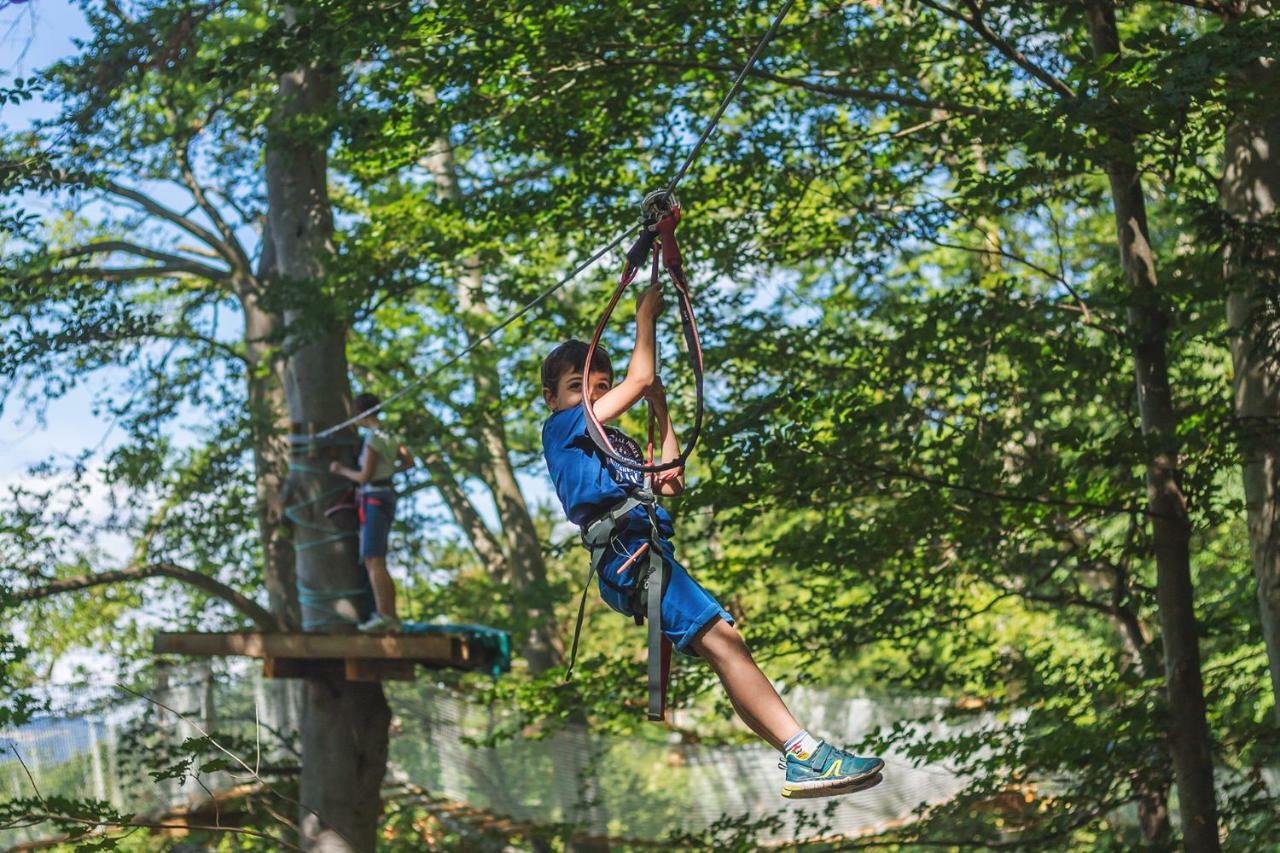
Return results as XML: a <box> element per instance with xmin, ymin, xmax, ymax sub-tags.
<box><xmin>581</xmin><ymin>208</ymin><xmax>705</xmax><ymax>474</ymax></box>
<box><xmin>646</xmin><ymin>242</ymin><xmax>661</xmax><ymax>490</ymax></box>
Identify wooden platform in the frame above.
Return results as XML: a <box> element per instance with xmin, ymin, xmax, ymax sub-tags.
<box><xmin>154</xmin><ymin>631</ymin><xmax>503</xmax><ymax>683</ymax></box>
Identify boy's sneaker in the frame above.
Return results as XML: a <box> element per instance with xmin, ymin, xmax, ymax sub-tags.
<box><xmin>780</xmin><ymin>742</ymin><xmax>884</xmax><ymax>799</ymax></box>
<box><xmin>357</xmin><ymin>613</ymin><xmax>401</xmax><ymax>633</ymax></box>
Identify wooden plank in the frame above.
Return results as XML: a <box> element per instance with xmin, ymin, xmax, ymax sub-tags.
<box><xmin>155</xmin><ymin>631</ymin><xmax>457</xmax><ymax>662</ymax></box>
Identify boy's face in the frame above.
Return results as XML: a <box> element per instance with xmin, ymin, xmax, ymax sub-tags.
<box><xmin>543</xmin><ymin>367</ymin><xmax>613</xmax><ymax>413</ymax></box>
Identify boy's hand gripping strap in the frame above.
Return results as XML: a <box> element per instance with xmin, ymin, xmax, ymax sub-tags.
<box><xmin>581</xmin><ymin>204</ymin><xmax>706</xmax><ymax>474</ymax></box>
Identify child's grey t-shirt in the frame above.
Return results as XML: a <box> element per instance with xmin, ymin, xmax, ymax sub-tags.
<box><xmin>362</xmin><ymin>428</ymin><xmax>401</xmax><ymax>483</ymax></box>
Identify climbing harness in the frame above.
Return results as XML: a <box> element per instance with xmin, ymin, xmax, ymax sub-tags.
<box><xmin>566</xmin><ymin>487</ymin><xmax>671</xmax><ymax>721</ymax></box>
<box><xmin>284</xmin><ymin>435</ymin><xmax>372</xmax><ymax>630</ymax></box>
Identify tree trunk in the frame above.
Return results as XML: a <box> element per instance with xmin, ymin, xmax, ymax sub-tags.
<box><xmin>463</xmin><ymin>277</ymin><xmax>561</xmax><ymax>674</ymax></box>
<box><xmin>240</xmin><ymin>228</ymin><xmax>306</xmax><ymax>758</ymax></box>
<box><xmin>246</xmin><ymin>305</ymin><xmax>299</xmax><ymax>627</ymax></box>
<box><xmin>242</xmin><ymin>224</ymin><xmax>300</xmax><ymax>630</ymax></box>
<box><xmin>423</xmin><ymin>133</ymin><xmax>559</xmax><ymax>673</ymax></box>
<box><xmin>1221</xmin><ymin>2</ymin><xmax>1280</xmax><ymax>723</ymax></box>
<box><xmin>1085</xmin><ymin>4</ymin><xmax>1221</xmax><ymax>849</ymax></box>
<box><xmin>266</xmin><ymin>48</ymin><xmax>390</xmax><ymax>852</ymax></box>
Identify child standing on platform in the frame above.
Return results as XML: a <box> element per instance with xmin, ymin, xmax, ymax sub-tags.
<box><xmin>330</xmin><ymin>393</ymin><xmax>415</xmax><ymax>633</ymax></box>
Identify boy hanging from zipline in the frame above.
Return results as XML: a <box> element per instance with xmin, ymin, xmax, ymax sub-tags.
<box><xmin>540</xmin><ymin>199</ymin><xmax>884</xmax><ymax>798</ymax></box>
<box><xmin>330</xmin><ymin>393</ymin><xmax>416</xmax><ymax>633</ymax></box>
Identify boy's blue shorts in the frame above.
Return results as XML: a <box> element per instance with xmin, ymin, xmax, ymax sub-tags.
<box><xmin>359</xmin><ymin>488</ymin><xmax>397</xmax><ymax>560</ymax></box>
<box><xmin>595</xmin><ymin>530</ymin><xmax>733</xmax><ymax>656</ymax></box>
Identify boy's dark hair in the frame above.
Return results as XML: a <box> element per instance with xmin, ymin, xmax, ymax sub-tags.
<box><xmin>353</xmin><ymin>393</ymin><xmax>382</xmax><ymax>416</ymax></box>
<box><xmin>541</xmin><ymin>339</ymin><xmax>612</xmax><ymax>390</ymax></box>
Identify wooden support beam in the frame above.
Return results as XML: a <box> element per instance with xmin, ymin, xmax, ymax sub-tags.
<box><xmin>344</xmin><ymin>658</ymin><xmax>417</xmax><ymax>682</ymax></box>
<box><xmin>262</xmin><ymin>658</ymin><xmax>343</xmax><ymax>680</ymax></box>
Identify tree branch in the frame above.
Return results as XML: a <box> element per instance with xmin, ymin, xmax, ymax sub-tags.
<box><xmin>919</xmin><ymin>235</ymin><xmax>1095</xmax><ymax>322</ymax></box>
<box><xmin>30</xmin><ymin>263</ymin><xmax>230</xmax><ymax>283</ymax></box>
<box><xmin>174</xmin><ymin>140</ymin><xmax>254</xmax><ymax>275</ymax></box>
<box><xmin>555</xmin><ymin>55</ymin><xmax>978</xmax><ymax>115</ymax></box>
<box><xmin>96</xmin><ymin>177</ymin><xmax>231</xmax><ymax>259</ymax></box>
<box><xmin>916</xmin><ymin>0</ymin><xmax>1077</xmax><ymax>99</ymax></box>
<box><xmin>6</xmin><ymin>812</ymin><xmax>299</xmax><ymax>851</ymax></box>
<box><xmin>14</xmin><ymin>561</ymin><xmax>275</xmax><ymax>629</ymax></box>
<box><xmin>47</xmin><ymin>240</ymin><xmax>231</xmax><ymax>281</ymax></box>
<box><xmin>1157</xmin><ymin>0</ymin><xmax>1235</xmax><ymax>12</ymax></box>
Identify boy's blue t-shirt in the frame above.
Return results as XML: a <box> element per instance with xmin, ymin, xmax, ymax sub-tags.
<box><xmin>542</xmin><ymin>405</ymin><xmax>673</xmax><ymax>532</ymax></box>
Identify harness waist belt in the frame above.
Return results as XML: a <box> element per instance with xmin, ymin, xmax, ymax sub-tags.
<box><xmin>580</xmin><ymin>489</ymin><xmax>655</xmax><ymax>547</ymax></box>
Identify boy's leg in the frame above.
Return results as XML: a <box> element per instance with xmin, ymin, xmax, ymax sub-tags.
<box><xmin>689</xmin><ymin>618</ymin><xmax>800</xmax><ymax>751</ymax></box>
<box><xmin>652</xmin><ymin>554</ymin><xmax>882</xmax><ymax>797</ymax></box>
<box><xmin>363</xmin><ymin>556</ymin><xmax>398</xmax><ymax>621</ymax></box>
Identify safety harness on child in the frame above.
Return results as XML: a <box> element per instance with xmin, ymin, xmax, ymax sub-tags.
<box><xmin>565</xmin><ymin>191</ymin><xmax>705</xmax><ymax>722</ymax></box>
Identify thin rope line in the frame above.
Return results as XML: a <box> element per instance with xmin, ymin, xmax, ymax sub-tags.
<box><xmin>316</xmin><ymin>223</ymin><xmax>639</xmax><ymax>438</ymax></box>
<box><xmin>664</xmin><ymin>0</ymin><xmax>796</xmax><ymax>195</ymax></box>
<box><xmin>318</xmin><ymin>0</ymin><xmax>795</xmax><ymax>438</ymax></box>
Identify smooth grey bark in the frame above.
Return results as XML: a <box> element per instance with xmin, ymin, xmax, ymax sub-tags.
<box><xmin>422</xmin><ymin>133</ymin><xmax>559</xmax><ymax>674</ymax></box>
<box><xmin>266</xmin><ymin>53</ymin><xmax>389</xmax><ymax>852</ymax></box>
<box><xmin>1221</xmin><ymin>3</ymin><xmax>1280</xmax><ymax>723</ymax></box>
<box><xmin>421</xmin><ymin>123</ymin><xmax>592</xmax><ymax>850</ymax></box>
<box><xmin>1085</xmin><ymin>3</ymin><xmax>1221</xmax><ymax>849</ymax></box>
<box><xmin>239</xmin><ymin>220</ymin><xmax>301</xmax><ymax>630</ymax></box>
<box><xmin>241</xmin><ymin>222</ymin><xmax>305</xmax><ymax>759</ymax></box>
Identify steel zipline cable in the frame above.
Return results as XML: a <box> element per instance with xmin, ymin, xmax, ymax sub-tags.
<box><xmin>314</xmin><ymin>225</ymin><xmax>640</xmax><ymax>438</ymax></box>
<box><xmin>315</xmin><ymin>0</ymin><xmax>795</xmax><ymax>440</ymax></box>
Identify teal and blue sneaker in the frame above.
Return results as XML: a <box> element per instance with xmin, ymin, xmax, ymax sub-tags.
<box><xmin>780</xmin><ymin>742</ymin><xmax>884</xmax><ymax>799</ymax></box>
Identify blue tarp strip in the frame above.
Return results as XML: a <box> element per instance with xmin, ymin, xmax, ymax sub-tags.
<box><xmin>400</xmin><ymin>622</ymin><xmax>512</xmax><ymax>676</ymax></box>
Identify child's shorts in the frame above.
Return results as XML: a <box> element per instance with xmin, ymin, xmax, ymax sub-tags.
<box><xmin>358</xmin><ymin>488</ymin><xmax>397</xmax><ymax>560</ymax></box>
<box><xmin>595</xmin><ymin>530</ymin><xmax>733</xmax><ymax>656</ymax></box>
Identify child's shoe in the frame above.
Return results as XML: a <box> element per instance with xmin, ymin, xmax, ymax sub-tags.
<box><xmin>357</xmin><ymin>613</ymin><xmax>401</xmax><ymax>633</ymax></box>
<box><xmin>780</xmin><ymin>741</ymin><xmax>884</xmax><ymax>799</ymax></box>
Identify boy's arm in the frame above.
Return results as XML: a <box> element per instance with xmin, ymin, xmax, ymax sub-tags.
<box><xmin>329</xmin><ymin>447</ymin><xmax>378</xmax><ymax>484</ymax></box>
<box><xmin>591</xmin><ymin>285</ymin><xmax>662</xmax><ymax>423</ymax></box>
<box><xmin>394</xmin><ymin>444</ymin><xmax>416</xmax><ymax>472</ymax></box>
<box><xmin>647</xmin><ymin>379</ymin><xmax>685</xmax><ymax>497</ymax></box>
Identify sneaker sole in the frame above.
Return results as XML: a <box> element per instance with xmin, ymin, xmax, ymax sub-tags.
<box><xmin>782</xmin><ymin>771</ymin><xmax>884</xmax><ymax>800</ymax></box>
<box><xmin>781</xmin><ymin>759</ymin><xmax>886</xmax><ymax>798</ymax></box>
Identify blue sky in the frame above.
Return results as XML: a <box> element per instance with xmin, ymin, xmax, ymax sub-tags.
<box><xmin>1</xmin><ymin>0</ymin><xmax>102</xmax><ymax>481</ymax></box>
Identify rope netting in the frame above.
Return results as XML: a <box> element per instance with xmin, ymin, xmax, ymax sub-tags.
<box><xmin>0</xmin><ymin>668</ymin><xmax>977</xmax><ymax>847</ymax></box>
